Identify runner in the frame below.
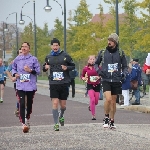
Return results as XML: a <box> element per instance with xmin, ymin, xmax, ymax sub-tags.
<box><xmin>12</xmin><ymin>42</ymin><xmax>40</xmax><ymax>133</ymax></box>
<box><xmin>81</xmin><ymin>55</ymin><xmax>100</xmax><ymax>120</ymax></box>
<box><xmin>95</xmin><ymin>33</ymin><xmax>128</xmax><ymax>129</ymax></box>
<box><xmin>43</xmin><ymin>38</ymin><xmax>75</xmax><ymax>131</ymax></box>
<box><xmin>0</xmin><ymin>58</ymin><xmax>6</xmax><ymax>103</ymax></box>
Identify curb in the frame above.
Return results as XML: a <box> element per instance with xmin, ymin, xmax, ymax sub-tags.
<box><xmin>124</xmin><ymin>105</ymin><xmax>150</xmax><ymax>113</ymax></box>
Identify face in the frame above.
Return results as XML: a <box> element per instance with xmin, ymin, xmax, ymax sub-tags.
<box><xmin>21</xmin><ymin>43</ymin><xmax>30</xmax><ymax>55</ymax></box>
<box><xmin>51</xmin><ymin>43</ymin><xmax>60</xmax><ymax>52</ymax></box>
<box><xmin>18</xmin><ymin>49</ymin><xmax>22</xmax><ymax>55</ymax></box>
<box><xmin>88</xmin><ymin>56</ymin><xmax>96</xmax><ymax>65</ymax></box>
<box><xmin>0</xmin><ymin>59</ymin><xmax>3</xmax><ymax>66</ymax></box>
<box><xmin>108</xmin><ymin>40</ymin><xmax>116</xmax><ymax>49</ymax></box>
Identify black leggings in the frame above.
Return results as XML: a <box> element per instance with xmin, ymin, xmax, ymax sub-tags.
<box><xmin>17</xmin><ymin>90</ymin><xmax>35</xmax><ymax>124</ymax></box>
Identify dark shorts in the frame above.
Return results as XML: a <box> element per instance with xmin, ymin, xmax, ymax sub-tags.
<box><xmin>0</xmin><ymin>80</ymin><xmax>5</xmax><ymax>86</ymax></box>
<box><xmin>50</xmin><ymin>84</ymin><xmax>69</xmax><ymax>100</ymax></box>
<box><xmin>4</xmin><ymin>77</ymin><xmax>6</xmax><ymax>81</ymax></box>
<box><xmin>87</xmin><ymin>83</ymin><xmax>100</xmax><ymax>92</ymax></box>
<box><xmin>102</xmin><ymin>81</ymin><xmax>122</xmax><ymax>95</ymax></box>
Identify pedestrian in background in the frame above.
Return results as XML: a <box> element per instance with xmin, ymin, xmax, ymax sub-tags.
<box><xmin>121</xmin><ymin>69</ymin><xmax>131</xmax><ymax>106</ymax></box>
<box><xmin>130</xmin><ymin>59</ymin><xmax>142</xmax><ymax>105</ymax></box>
<box><xmin>69</xmin><ymin>68</ymin><xmax>78</xmax><ymax>98</ymax></box>
<box><xmin>81</xmin><ymin>55</ymin><xmax>100</xmax><ymax>120</ymax></box>
<box><xmin>0</xmin><ymin>58</ymin><xmax>6</xmax><ymax>103</ymax></box>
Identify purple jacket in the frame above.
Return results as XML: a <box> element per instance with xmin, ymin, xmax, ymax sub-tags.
<box><xmin>12</xmin><ymin>54</ymin><xmax>40</xmax><ymax>91</ymax></box>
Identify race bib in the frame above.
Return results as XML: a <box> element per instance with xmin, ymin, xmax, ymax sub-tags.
<box><xmin>53</xmin><ymin>72</ymin><xmax>64</xmax><ymax>80</ymax></box>
<box><xmin>20</xmin><ymin>74</ymin><xmax>30</xmax><ymax>82</ymax></box>
<box><xmin>0</xmin><ymin>74</ymin><xmax>2</xmax><ymax>78</ymax></box>
<box><xmin>90</xmin><ymin>76</ymin><xmax>97</xmax><ymax>82</ymax></box>
<box><xmin>108</xmin><ymin>63</ymin><xmax>118</xmax><ymax>72</ymax></box>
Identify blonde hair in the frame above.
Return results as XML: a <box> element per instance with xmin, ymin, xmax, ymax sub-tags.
<box><xmin>88</xmin><ymin>55</ymin><xmax>96</xmax><ymax>60</ymax></box>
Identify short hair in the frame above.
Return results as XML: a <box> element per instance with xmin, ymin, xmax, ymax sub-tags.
<box><xmin>51</xmin><ymin>38</ymin><xmax>60</xmax><ymax>46</ymax></box>
<box><xmin>17</xmin><ymin>48</ymin><xmax>21</xmax><ymax>55</ymax></box>
<box><xmin>22</xmin><ymin>42</ymin><xmax>30</xmax><ymax>48</ymax></box>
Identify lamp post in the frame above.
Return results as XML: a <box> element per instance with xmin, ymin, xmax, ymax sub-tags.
<box><xmin>20</xmin><ymin>0</ymin><xmax>37</xmax><ymax>57</ymax></box>
<box><xmin>5</xmin><ymin>12</ymin><xmax>19</xmax><ymax>52</ymax></box>
<box><xmin>2</xmin><ymin>22</ymin><xmax>6</xmax><ymax>59</ymax></box>
<box><xmin>44</xmin><ymin>0</ymin><xmax>67</xmax><ymax>52</ymax></box>
<box><xmin>116</xmin><ymin>0</ymin><xmax>119</xmax><ymax>36</ymax></box>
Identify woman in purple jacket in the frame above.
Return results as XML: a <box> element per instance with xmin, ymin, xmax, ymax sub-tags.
<box><xmin>12</xmin><ymin>42</ymin><xmax>40</xmax><ymax>133</ymax></box>
<box><xmin>81</xmin><ymin>55</ymin><xmax>101</xmax><ymax>120</ymax></box>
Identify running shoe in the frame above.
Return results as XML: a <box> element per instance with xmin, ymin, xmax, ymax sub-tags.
<box><xmin>14</xmin><ymin>109</ymin><xmax>19</xmax><ymax>117</ymax></box>
<box><xmin>0</xmin><ymin>99</ymin><xmax>3</xmax><ymax>103</ymax></box>
<box><xmin>109</xmin><ymin>120</ymin><xmax>116</xmax><ymax>129</ymax></box>
<box><xmin>22</xmin><ymin>124</ymin><xmax>29</xmax><ymax>133</ymax></box>
<box><xmin>54</xmin><ymin>123</ymin><xmax>59</xmax><ymax>131</ymax></box>
<box><xmin>103</xmin><ymin>117</ymin><xmax>109</xmax><ymax>128</ymax></box>
<box><xmin>59</xmin><ymin>117</ymin><xmax>64</xmax><ymax>126</ymax></box>
<box><xmin>25</xmin><ymin>118</ymin><xmax>30</xmax><ymax>129</ymax></box>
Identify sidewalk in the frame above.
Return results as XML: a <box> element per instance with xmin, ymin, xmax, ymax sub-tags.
<box><xmin>37</xmin><ymin>80</ymin><xmax>150</xmax><ymax>113</ymax></box>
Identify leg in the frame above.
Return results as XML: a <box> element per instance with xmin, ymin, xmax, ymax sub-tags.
<box><xmin>0</xmin><ymin>83</ymin><xmax>4</xmax><ymax>102</ymax></box>
<box><xmin>88</xmin><ymin>89</ymin><xmax>96</xmax><ymax>118</ymax></box>
<box><xmin>109</xmin><ymin>95</ymin><xmax>117</xmax><ymax>120</ymax></box>
<box><xmin>17</xmin><ymin>90</ymin><xmax>26</xmax><ymax>124</ymax></box>
<box><xmin>26</xmin><ymin>91</ymin><xmax>35</xmax><ymax>120</ymax></box>
<box><xmin>104</xmin><ymin>91</ymin><xmax>112</xmax><ymax>115</ymax></box>
<box><xmin>133</xmin><ymin>86</ymin><xmax>140</xmax><ymax>104</ymax></box>
<box><xmin>94</xmin><ymin>92</ymin><xmax>99</xmax><ymax>105</ymax></box>
<box><xmin>72</xmin><ymin>79</ymin><xmax>75</xmax><ymax>98</ymax></box>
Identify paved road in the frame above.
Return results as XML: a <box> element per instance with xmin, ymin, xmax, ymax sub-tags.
<box><xmin>0</xmin><ymin>81</ymin><xmax>150</xmax><ymax>150</ymax></box>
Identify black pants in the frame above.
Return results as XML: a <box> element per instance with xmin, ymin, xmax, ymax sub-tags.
<box><xmin>17</xmin><ymin>90</ymin><xmax>35</xmax><ymax>124</ymax></box>
<box><xmin>70</xmin><ymin>79</ymin><xmax>75</xmax><ymax>97</ymax></box>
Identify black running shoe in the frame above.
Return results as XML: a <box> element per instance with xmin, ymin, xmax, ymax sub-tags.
<box><xmin>103</xmin><ymin>117</ymin><xmax>109</xmax><ymax>128</ymax></box>
<box><xmin>109</xmin><ymin>120</ymin><xmax>116</xmax><ymax>129</ymax></box>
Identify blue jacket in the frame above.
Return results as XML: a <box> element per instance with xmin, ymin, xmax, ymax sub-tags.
<box><xmin>130</xmin><ymin>64</ymin><xmax>142</xmax><ymax>86</ymax></box>
<box><xmin>122</xmin><ymin>73</ymin><xmax>131</xmax><ymax>90</ymax></box>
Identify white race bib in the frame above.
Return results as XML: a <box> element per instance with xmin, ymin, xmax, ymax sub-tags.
<box><xmin>90</xmin><ymin>76</ymin><xmax>97</xmax><ymax>82</ymax></box>
<box><xmin>108</xmin><ymin>63</ymin><xmax>118</xmax><ymax>72</ymax></box>
<box><xmin>20</xmin><ymin>74</ymin><xmax>30</xmax><ymax>82</ymax></box>
<box><xmin>53</xmin><ymin>72</ymin><xmax>64</xmax><ymax>80</ymax></box>
<box><xmin>0</xmin><ymin>74</ymin><xmax>2</xmax><ymax>78</ymax></box>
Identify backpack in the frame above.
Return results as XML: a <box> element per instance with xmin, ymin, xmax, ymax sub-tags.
<box><xmin>100</xmin><ymin>48</ymin><xmax>123</xmax><ymax>66</ymax></box>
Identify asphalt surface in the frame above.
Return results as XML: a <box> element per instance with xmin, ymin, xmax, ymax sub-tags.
<box><xmin>0</xmin><ymin>80</ymin><xmax>150</xmax><ymax>150</ymax></box>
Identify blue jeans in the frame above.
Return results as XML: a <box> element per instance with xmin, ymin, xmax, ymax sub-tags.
<box><xmin>133</xmin><ymin>86</ymin><xmax>140</xmax><ymax>103</ymax></box>
<box><xmin>100</xmin><ymin>89</ymin><xmax>103</xmax><ymax>99</ymax></box>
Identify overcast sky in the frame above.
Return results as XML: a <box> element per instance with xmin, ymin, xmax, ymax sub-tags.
<box><xmin>0</xmin><ymin>0</ymin><xmax>126</xmax><ymax>30</ymax></box>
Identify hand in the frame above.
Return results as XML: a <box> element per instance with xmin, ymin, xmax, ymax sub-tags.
<box><xmin>82</xmin><ymin>77</ymin><xmax>88</xmax><ymax>82</ymax></box>
<box><xmin>11</xmin><ymin>77</ymin><xmax>16</xmax><ymax>82</ymax></box>
<box><xmin>146</xmin><ymin>69</ymin><xmax>150</xmax><ymax>74</ymax></box>
<box><xmin>61</xmin><ymin>65</ymin><xmax>67</xmax><ymax>70</ymax></box>
<box><xmin>24</xmin><ymin>65</ymin><xmax>32</xmax><ymax>72</ymax></box>
<box><xmin>15</xmin><ymin>74</ymin><xmax>20</xmax><ymax>79</ymax></box>
<box><xmin>45</xmin><ymin>63</ymin><xmax>50</xmax><ymax>70</ymax></box>
<box><xmin>95</xmin><ymin>76</ymin><xmax>101</xmax><ymax>80</ymax></box>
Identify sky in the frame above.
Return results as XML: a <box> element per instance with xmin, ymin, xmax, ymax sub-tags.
<box><xmin>0</xmin><ymin>0</ymin><xmax>125</xmax><ymax>31</ymax></box>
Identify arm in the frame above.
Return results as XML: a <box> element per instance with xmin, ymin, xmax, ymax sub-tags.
<box><xmin>5</xmin><ymin>71</ymin><xmax>16</xmax><ymax>82</ymax></box>
<box><xmin>65</xmin><ymin>54</ymin><xmax>75</xmax><ymax>71</ymax></box>
<box><xmin>32</xmin><ymin>57</ymin><xmax>40</xmax><ymax>75</ymax></box>
<box><xmin>43</xmin><ymin>56</ymin><xmax>49</xmax><ymax>72</ymax></box>
<box><xmin>131</xmin><ymin>67</ymin><xmax>137</xmax><ymax>80</ymax></box>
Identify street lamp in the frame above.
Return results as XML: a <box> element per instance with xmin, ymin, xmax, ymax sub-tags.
<box><xmin>44</xmin><ymin>0</ymin><xmax>66</xmax><ymax>52</ymax></box>
<box><xmin>2</xmin><ymin>22</ymin><xmax>6</xmax><ymax>59</ymax></box>
<box><xmin>5</xmin><ymin>12</ymin><xmax>19</xmax><ymax>52</ymax></box>
<box><xmin>20</xmin><ymin>0</ymin><xmax>37</xmax><ymax>57</ymax></box>
<box><xmin>116</xmin><ymin>0</ymin><xmax>119</xmax><ymax>36</ymax></box>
